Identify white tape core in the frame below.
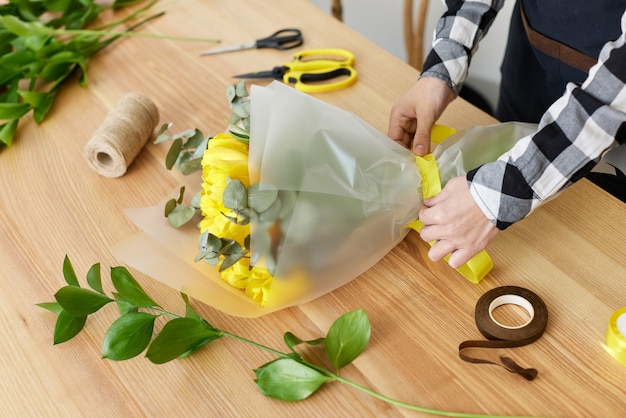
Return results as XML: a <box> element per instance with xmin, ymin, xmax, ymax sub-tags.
<box><xmin>488</xmin><ymin>294</ymin><xmax>534</xmax><ymax>330</ymax></box>
<box><xmin>617</xmin><ymin>313</ymin><xmax>626</xmax><ymax>336</ymax></box>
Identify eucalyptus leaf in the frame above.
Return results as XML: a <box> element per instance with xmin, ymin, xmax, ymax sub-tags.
<box><xmin>53</xmin><ymin>310</ymin><xmax>87</xmax><ymax>344</ymax></box>
<box><xmin>164</xmin><ymin>198</ymin><xmax>176</xmax><ymax>217</ymax></box>
<box><xmin>154</xmin><ymin>122</ymin><xmax>172</xmax><ymax>143</ymax></box>
<box><xmin>325</xmin><ymin>309</ymin><xmax>371</xmax><ymax>370</ymax></box>
<box><xmin>146</xmin><ymin>317</ymin><xmax>222</xmax><ymax>364</ymax></box>
<box><xmin>167</xmin><ymin>204</ymin><xmax>196</xmax><ymax>228</ymax></box>
<box><xmin>182</xmin><ymin>129</ymin><xmax>204</xmax><ymax>149</ymax></box>
<box><xmin>222</xmin><ymin>179</ymin><xmax>247</xmax><ymax>212</ymax></box>
<box><xmin>248</xmin><ymin>183</ymin><xmax>278</xmax><ymax>213</ymax></box>
<box><xmin>234</xmin><ymin>80</ymin><xmax>248</xmax><ymax>98</ymax></box>
<box><xmin>219</xmin><ymin>252</ymin><xmax>245</xmax><ymax>272</ymax></box>
<box><xmin>176</xmin><ymin>185</ymin><xmax>185</xmax><ymax>203</ymax></box>
<box><xmin>190</xmin><ymin>190</ymin><xmax>201</xmax><ymax>209</ymax></box>
<box><xmin>226</xmin><ymin>84</ymin><xmax>236</xmax><ymax>103</ymax></box>
<box><xmin>165</xmin><ymin>137</ymin><xmax>183</xmax><ymax>170</ymax></box>
<box><xmin>54</xmin><ymin>286</ymin><xmax>113</xmax><ymax>316</ymax></box>
<box><xmin>254</xmin><ymin>358</ymin><xmax>332</xmax><ymax>401</ymax></box>
<box><xmin>86</xmin><ymin>262</ymin><xmax>104</xmax><ymax>294</ymax></box>
<box><xmin>62</xmin><ymin>254</ymin><xmax>80</xmax><ymax>287</ymax></box>
<box><xmin>179</xmin><ymin>157</ymin><xmax>202</xmax><ymax>175</ymax></box>
<box><xmin>110</xmin><ymin>266</ymin><xmax>158</xmax><ymax>308</ymax></box>
<box><xmin>102</xmin><ymin>312</ymin><xmax>158</xmax><ymax>360</ymax></box>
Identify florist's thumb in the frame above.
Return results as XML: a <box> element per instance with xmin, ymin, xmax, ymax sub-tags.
<box><xmin>411</xmin><ymin>118</ymin><xmax>434</xmax><ymax>156</ymax></box>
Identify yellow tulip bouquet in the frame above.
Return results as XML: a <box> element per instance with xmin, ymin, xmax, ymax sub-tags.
<box><xmin>113</xmin><ymin>81</ymin><xmax>536</xmax><ymax>318</ymax></box>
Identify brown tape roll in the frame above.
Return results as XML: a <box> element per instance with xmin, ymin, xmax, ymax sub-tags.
<box><xmin>84</xmin><ymin>93</ymin><xmax>159</xmax><ymax>178</ymax></box>
<box><xmin>459</xmin><ymin>286</ymin><xmax>548</xmax><ymax>381</ymax></box>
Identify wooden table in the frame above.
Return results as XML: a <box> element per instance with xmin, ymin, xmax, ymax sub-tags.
<box><xmin>1</xmin><ymin>0</ymin><xmax>624</xmax><ymax>416</ymax></box>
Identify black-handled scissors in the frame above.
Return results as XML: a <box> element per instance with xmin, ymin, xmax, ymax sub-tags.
<box><xmin>199</xmin><ymin>29</ymin><xmax>303</xmax><ymax>55</ymax></box>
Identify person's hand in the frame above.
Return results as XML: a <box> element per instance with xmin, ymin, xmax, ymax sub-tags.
<box><xmin>387</xmin><ymin>77</ymin><xmax>456</xmax><ymax>156</ymax></box>
<box><xmin>418</xmin><ymin>176</ymin><xmax>498</xmax><ymax>268</ymax></box>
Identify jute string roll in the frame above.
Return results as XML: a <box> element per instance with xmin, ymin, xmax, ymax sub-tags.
<box><xmin>84</xmin><ymin>93</ymin><xmax>159</xmax><ymax>178</ymax></box>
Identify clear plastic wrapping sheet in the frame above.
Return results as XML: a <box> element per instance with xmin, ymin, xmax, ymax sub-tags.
<box><xmin>113</xmin><ymin>81</ymin><xmax>537</xmax><ymax>317</ymax></box>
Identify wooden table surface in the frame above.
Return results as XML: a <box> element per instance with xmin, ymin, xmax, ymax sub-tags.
<box><xmin>1</xmin><ymin>0</ymin><xmax>625</xmax><ymax>416</ymax></box>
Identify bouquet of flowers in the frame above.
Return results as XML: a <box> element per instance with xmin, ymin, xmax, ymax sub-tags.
<box><xmin>113</xmin><ymin>81</ymin><xmax>536</xmax><ymax>318</ymax></box>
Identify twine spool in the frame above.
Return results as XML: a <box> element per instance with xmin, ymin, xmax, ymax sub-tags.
<box><xmin>84</xmin><ymin>93</ymin><xmax>159</xmax><ymax>178</ymax></box>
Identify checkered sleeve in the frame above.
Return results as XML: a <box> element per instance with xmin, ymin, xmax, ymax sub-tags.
<box><xmin>467</xmin><ymin>10</ymin><xmax>626</xmax><ymax>230</ymax></box>
<box><xmin>420</xmin><ymin>0</ymin><xmax>505</xmax><ymax>95</ymax></box>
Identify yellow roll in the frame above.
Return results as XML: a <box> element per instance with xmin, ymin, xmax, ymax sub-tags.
<box><xmin>605</xmin><ymin>307</ymin><xmax>626</xmax><ymax>367</ymax></box>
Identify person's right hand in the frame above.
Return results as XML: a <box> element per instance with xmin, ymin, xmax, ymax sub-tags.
<box><xmin>387</xmin><ymin>77</ymin><xmax>456</xmax><ymax>156</ymax></box>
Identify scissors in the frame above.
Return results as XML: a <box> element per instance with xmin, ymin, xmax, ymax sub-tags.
<box><xmin>234</xmin><ymin>48</ymin><xmax>358</xmax><ymax>93</ymax></box>
<box><xmin>199</xmin><ymin>28</ymin><xmax>303</xmax><ymax>55</ymax></box>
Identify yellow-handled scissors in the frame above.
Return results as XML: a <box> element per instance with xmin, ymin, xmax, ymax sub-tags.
<box><xmin>234</xmin><ymin>48</ymin><xmax>357</xmax><ymax>93</ymax></box>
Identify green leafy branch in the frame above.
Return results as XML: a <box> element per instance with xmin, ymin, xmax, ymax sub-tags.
<box><xmin>38</xmin><ymin>256</ymin><xmax>510</xmax><ymax>417</ymax></box>
<box><xmin>0</xmin><ymin>0</ymin><xmax>219</xmax><ymax>147</ymax></box>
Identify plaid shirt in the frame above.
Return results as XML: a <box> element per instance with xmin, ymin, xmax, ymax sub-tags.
<box><xmin>422</xmin><ymin>1</ymin><xmax>626</xmax><ymax>229</ymax></box>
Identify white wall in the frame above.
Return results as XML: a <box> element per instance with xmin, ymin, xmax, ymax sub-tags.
<box><xmin>308</xmin><ymin>0</ymin><xmax>515</xmax><ymax>112</ymax></box>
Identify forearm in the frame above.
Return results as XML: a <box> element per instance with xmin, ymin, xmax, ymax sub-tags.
<box><xmin>468</xmin><ymin>11</ymin><xmax>626</xmax><ymax>229</ymax></box>
<box><xmin>420</xmin><ymin>0</ymin><xmax>504</xmax><ymax>95</ymax></box>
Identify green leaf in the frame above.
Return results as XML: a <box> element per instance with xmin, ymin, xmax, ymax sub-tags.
<box><xmin>167</xmin><ymin>204</ymin><xmax>196</xmax><ymax>228</ymax></box>
<box><xmin>164</xmin><ymin>198</ymin><xmax>176</xmax><ymax>217</ymax></box>
<box><xmin>248</xmin><ymin>183</ymin><xmax>278</xmax><ymax>213</ymax></box>
<box><xmin>284</xmin><ymin>332</ymin><xmax>325</xmax><ymax>352</ymax></box>
<box><xmin>110</xmin><ymin>266</ymin><xmax>158</xmax><ymax>308</ymax></box>
<box><xmin>179</xmin><ymin>157</ymin><xmax>202</xmax><ymax>175</ymax></box>
<box><xmin>182</xmin><ymin>129</ymin><xmax>204</xmax><ymax>149</ymax></box>
<box><xmin>53</xmin><ymin>310</ymin><xmax>87</xmax><ymax>344</ymax></box>
<box><xmin>154</xmin><ymin>122</ymin><xmax>172</xmax><ymax>143</ymax></box>
<box><xmin>0</xmin><ymin>102</ymin><xmax>30</xmax><ymax>121</ymax></box>
<box><xmin>254</xmin><ymin>358</ymin><xmax>332</xmax><ymax>401</ymax></box>
<box><xmin>181</xmin><ymin>293</ymin><xmax>203</xmax><ymax>322</ymax></box>
<box><xmin>0</xmin><ymin>15</ymin><xmax>54</xmax><ymax>37</ymax></box>
<box><xmin>165</xmin><ymin>137</ymin><xmax>183</xmax><ymax>169</ymax></box>
<box><xmin>113</xmin><ymin>293</ymin><xmax>139</xmax><ymax>315</ymax></box>
<box><xmin>32</xmin><ymin>90</ymin><xmax>55</xmax><ymax>124</ymax></box>
<box><xmin>37</xmin><ymin>301</ymin><xmax>63</xmax><ymax>314</ymax></box>
<box><xmin>86</xmin><ymin>262</ymin><xmax>104</xmax><ymax>294</ymax></box>
<box><xmin>102</xmin><ymin>312</ymin><xmax>158</xmax><ymax>360</ymax></box>
<box><xmin>146</xmin><ymin>317</ymin><xmax>222</xmax><ymax>364</ymax></box>
<box><xmin>17</xmin><ymin>90</ymin><xmax>46</xmax><ymax>107</ymax></box>
<box><xmin>235</xmin><ymin>80</ymin><xmax>248</xmax><ymax>98</ymax></box>
<box><xmin>325</xmin><ymin>309</ymin><xmax>370</xmax><ymax>370</ymax></box>
<box><xmin>62</xmin><ymin>255</ymin><xmax>80</xmax><ymax>287</ymax></box>
<box><xmin>223</xmin><ymin>179</ymin><xmax>247</xmax><ymax>211</ymax></box>
<box><xmin>0</xmin><ymin>119</ymin><xmax>19</xmax><ymax>147</ymax></box>
<box><xmin>54</xmin><ymin>286</ymin><xmax>113</xmax><ymax>316</ymax></box>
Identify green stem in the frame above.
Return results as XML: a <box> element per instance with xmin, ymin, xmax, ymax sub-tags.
<box><xmin>221</xmin><ymin>332</ymin><xmax>525</xmax><ymax>418</ymax></box>
<box><xmin>95</xmin><ymin>0</ymin><xmax>160</xmax><ymax>31</ymax></box>
<box><xmin>147</xmin><ymin>306</ymin><xmax>182</xmax><ymax>319</ymax></box>
<box><xmin>222</xmin><ymin>331</ymin><xmax>287</xmax><ymax>358</ymax></box>
<box><xmin>56</xmin><ymin>27</ymin><xmax>219</xmax><ymax>44</ymax></box>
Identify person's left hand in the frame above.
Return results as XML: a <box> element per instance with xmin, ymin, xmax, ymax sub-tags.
<box><xmin>418</xmin><ymin>176</ymin><xmax>498</xmax><ymax>267</ymax></box>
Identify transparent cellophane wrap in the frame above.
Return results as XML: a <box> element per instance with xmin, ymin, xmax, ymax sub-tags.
<box><xmin>113</xmin><ymin>82</ymin><xmax>536</xmax><ymax>318</ymax></box>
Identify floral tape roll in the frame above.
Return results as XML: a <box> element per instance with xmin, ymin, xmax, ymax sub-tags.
<box><xmin>605</xmin><ymin>307</ymin><xmax>626</xmax><ymax>367</ymax></box>
<box><xmin>84</xmin><ymin>93</ymin><xmax>159</xmax><ymax>178</ymax></box>
<box><xmin>459</xmin><ymin>286</ymin><xmax>548</xmax><ymax>381</ymax></box>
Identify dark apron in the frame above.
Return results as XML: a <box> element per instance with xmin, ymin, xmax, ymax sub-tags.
<box><xmin>496</xmin><ymin>0</ymin><xmax>626</xmax><ymax>201</ymax></box>
<box><xmin>496</xmin><ymin>0</ymin><xmax>625</xmax><ymax>121</ymax></box>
